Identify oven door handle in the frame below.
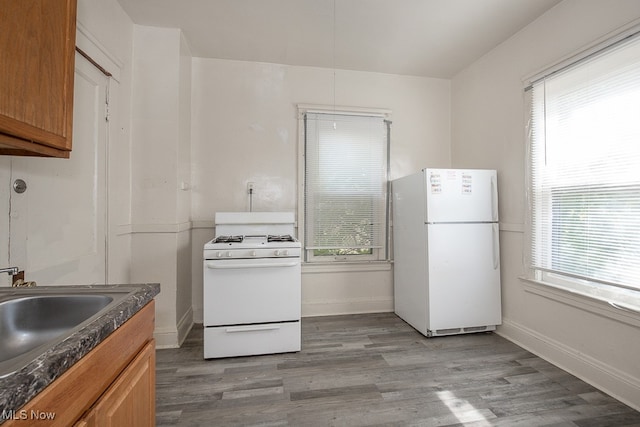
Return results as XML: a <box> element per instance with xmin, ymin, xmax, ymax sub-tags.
<box><xmin>205</xmin><ymin>261</ymin><xmax>300</xmax><ymax>269</ymax></box>
<box><xmin>225</xmin><ymin>324</ymin><xmax>281</xmax><ymax>333</ymax></box>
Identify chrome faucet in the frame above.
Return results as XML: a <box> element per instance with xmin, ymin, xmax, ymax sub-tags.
<box><xmin>0</xmin><ymin>267</ymin><xmax>19</xmax><ymax>276</ymax></box>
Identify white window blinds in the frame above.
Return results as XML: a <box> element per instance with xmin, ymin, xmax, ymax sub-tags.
<box><xmin>304</xmin><ymin>112</ymin><xmax>389</xmax><ymax>261</ymax></box>
<box><xmin>528</xmin><ymin>33</ymin><xmax>640</xmax><ymax>292</ymax></box>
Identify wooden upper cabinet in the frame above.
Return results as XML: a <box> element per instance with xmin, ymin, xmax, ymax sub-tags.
<box><xmin>0</xmin><ymin>0</ymin><xmax>77</xmax><ymax>158</ymax></box>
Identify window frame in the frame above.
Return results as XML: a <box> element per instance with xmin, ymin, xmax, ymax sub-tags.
<box><xmin>297</xmin><ymin>104</ymin><xmax>392</xmax><ymax>264</ymax></box>
<box><xmin>523</xmin><ymin>26</ymin><xmax>640</xmax><ymax>312</ymax></box>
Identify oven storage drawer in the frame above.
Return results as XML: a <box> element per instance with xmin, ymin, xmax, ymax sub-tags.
<box><xmin>204</xmin><ymin>321</ymin><xmax>301</xmax><ymax>358</ymax></box>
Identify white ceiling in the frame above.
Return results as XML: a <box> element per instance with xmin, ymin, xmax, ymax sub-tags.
<box><xmin>116</xmin><ymin>0</ymin><xmax>562</xmax><ymax>78</ymax></box>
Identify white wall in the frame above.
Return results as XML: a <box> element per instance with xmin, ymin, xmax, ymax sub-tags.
<box><xmin>451</xmin><ymin>0</ymin><xmax>640</xmax><ymax>410</ymax></box>
<box><xmin>130</xmin><ymin>25</ymin><xmax>193</xmax><ymax>348</ymax></box>
<box><xmin>0</xmin><ymin>0</ymin><xmax>448</xmax><ymax>344</ymax></box>
<box><xmin>176</xmin><ymin>34</ymin><xmax>193</xmax><ymax>335</ymax></box>
<box><xmin>190</xmin><ymin>58</ymin><xmax>451</xmax><ymax>321</ymax></box>
<box><xmin>77</xmin><ymin>1</ymin><xmax>197</xmax><ymax>348</ymax></box>
<box><xmin>33</xmin><ymin>5</ymin><xmax>195</xmax><ymax>348</ymax></box>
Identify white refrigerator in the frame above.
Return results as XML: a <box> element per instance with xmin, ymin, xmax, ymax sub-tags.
<box><xmin>392</xmin><ymin>168</ymin><xmax>501</xmax><ymax>337</ymax></box>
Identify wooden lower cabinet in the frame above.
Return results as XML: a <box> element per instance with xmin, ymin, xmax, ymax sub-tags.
<box><xmin>75</xmin><ymin>340</ymin><xmax>156</xmax><ymax>427</ymax></box>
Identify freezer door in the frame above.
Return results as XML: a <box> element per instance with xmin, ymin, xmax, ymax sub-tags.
<box><xmin>427</xmin><ymin>223</ymin><xmax>501</xmax><ymax>331</ymax></box>
<box><xmin>424</xmin><ymin>169</ymin><xmax>498</xmax><ymax>223</ymax></box>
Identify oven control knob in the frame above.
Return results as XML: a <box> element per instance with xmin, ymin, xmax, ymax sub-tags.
<box><xmin>275</xmin><ymin>249</ymin><xmax>289</xmax><ymax>257</ymax></box>
<box><xmin>216</xmin><ymin>252</ymin><xmax>223</xmax><ymax>258</ymax></box>
<box><xmin>251</xmin><ymin>251</ymin><xmax>257</xmax><ymax>257</ymax></box>
<box><xmin>226</xmin><ymin>251</ymin><xmax>233</xmax><ymax>257</ymax></box>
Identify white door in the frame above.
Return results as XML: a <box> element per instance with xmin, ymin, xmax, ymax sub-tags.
<box><xmin>7</xmin><ymin>52</ymin><xmax>109</xmax><ymax>285</ymax></box>
<box><xmin>427</xmin><ymin>223</ymin><xmax>501</xmax><ymax>330</ymax></box>
<box><xmin>425</xmin><ymin>169</ymin><xmax>498</xmax><ymax>223</ymax></box>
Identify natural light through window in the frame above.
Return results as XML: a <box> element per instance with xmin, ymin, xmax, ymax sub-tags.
<box><xmin>527</xmin><ymin>31</ymin><xmax>640</xmax><ymax>307</ymax></box>
<box><xmin>303</xmin><ymin>110</ymin><xmax>390</xmax><ymax>263</ymax></box>
<box><xmin>436</xmin><ymin>390</ymin><xmax>492</xmax><ymax>426</ymax></box>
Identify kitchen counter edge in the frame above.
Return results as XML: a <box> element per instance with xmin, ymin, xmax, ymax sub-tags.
<box><xmin>0</xmin><ymin>283</ymin><xmax>160</xmax><ymax>415</ymax></box>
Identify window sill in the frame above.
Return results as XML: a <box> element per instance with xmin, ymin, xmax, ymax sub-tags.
<box><xmin>302</xmin><ymin>261</ymin><xmax>392</xmax><ymax>274</ymax></box>
<box><xmin>519</xmin><ymin>276</ymin><xmax>640</xmax><ymax>328</ymax></box>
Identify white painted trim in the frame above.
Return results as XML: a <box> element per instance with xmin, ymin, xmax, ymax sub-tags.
<box><xmin>191</xmin><ymin>220</ymin><xmax>215</xmax><ymax>229</ymax></box>
<box><xmin>302</xmin><ymin>261</ymin><xmax>392</xmax><ymax>274</ymax></box>
<box><xmin>499</xmin><ymin>222</ymin><xmax>524</xmax><ymax>233</ymax></box>
<box><xmin>116</xmin><ymin>224</ymin><xmax>133</xmax><ymax>236</ymax></box>
<box><xmin>302</xmin><ymin>296</ymin><xmax>393</xmax><ymax>317</ymax></box>
<box><xmin>296</xmin><ymin>108</ymin><xmax>306</xmax><ymax>253</ymax></box>
<box><xmin>297</xmin><ymin>104</ymin><xmax>392</xmax><ymax>119</ymax></box>
<box><xmin>75</xmin><ymin>22</ymin><xmax>123</xmax><ymax>82</ymax></box>
<box><xmin>497</xmin><ymin>318</ymin><xmax>640</xmax><ymax>411</ymax></box>
<box><xmin>296</xmin><ymin>104</ymin><xmax>392</xmax><ymax>263</ymax></box>
<box><xmin>192</xmin><ymin>307</ymin><xmax>203</xmax><ymax>324</ymax></box>
<box><xmin>116</xmin><ymin>222</ymin><xmax>193</xmax><ymax>235</ymax></box>
<box><xmin>153</xmin><ymin>327</ymin><xmax>180</xmax><ymax>349</ymax></box>
<box><xmin>176</xmin><ymin>306</ymin><xmax>194</xmax><ymax>347</ymax></box>
<box><xmin>522</xmin><ymin>18</ymin><xmax>640</xmax><ymax>87</ymax></box>
<box><xmin>520</xmin><ymin>277</ymin><xmax>640</xmax><ymax>328</ymax></box>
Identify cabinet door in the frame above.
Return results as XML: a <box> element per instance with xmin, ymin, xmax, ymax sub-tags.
<box><xmin>0</xmin><ymin>0</ymin><xmax>77</xmax><ymax>156</ymax></box>
<box><xmin>78</xmin><ymin>340</ymin><xmax>156</xmax><ymax>427</ymax></box>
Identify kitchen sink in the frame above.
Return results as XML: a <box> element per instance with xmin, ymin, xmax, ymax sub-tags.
<box><xmin>0</xmin><ymin>289</ymin><xmax>130</xmax><ymax>377</ymax></box>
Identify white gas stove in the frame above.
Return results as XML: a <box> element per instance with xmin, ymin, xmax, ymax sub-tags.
<box><xmin>203</xmin><ymin>212</ymin><xmax>301</xmax><ymax>358</ymax></box>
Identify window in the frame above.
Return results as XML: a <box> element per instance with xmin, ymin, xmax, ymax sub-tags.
<box><xmin>526</xmin><ymin>31</ymin><xmax>640</xmax><ymax>302</ymax></box>
<box><xmin>303</xmin><ymin>110</ymin><xmax>390</xmax><ymax>262</ymax></box>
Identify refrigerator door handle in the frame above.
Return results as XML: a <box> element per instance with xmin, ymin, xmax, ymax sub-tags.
<box><xmin>491</xmin><ymin>175</ymin><xmax>498</xmax><ymax>222</ymax></box>
<box><xmin>492</xmin><ymin>223</ymin><xmax>500</xmax><ymax>270</ymax></box>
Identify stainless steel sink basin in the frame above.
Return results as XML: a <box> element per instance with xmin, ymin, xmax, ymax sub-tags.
<box><xmin>0</xmin><ymin>289</ymin><xmax>131</xmax><ymax>377</ymax></box>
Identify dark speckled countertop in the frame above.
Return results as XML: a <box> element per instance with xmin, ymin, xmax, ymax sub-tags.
<box><xmin>0</xmin><ymin>283</ymin><xmax>160</xmax><ymax>418</ymax></box>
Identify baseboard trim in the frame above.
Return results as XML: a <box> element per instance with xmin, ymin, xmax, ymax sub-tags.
<box><xmin>153</xmin><ymin>307</ymin><xmax>194</xmax><ymax>349</ymax></box>
<box><xmin>177</xmin><ymin>306</ymin><xmax>194</xmax><ymax>347</ymax></box>
<box><xmin>153</xmin><ymin>327</ymin><xmax>180</xmax><ymax>349</ymax></box>
<box><xmin>497</xmin><ymin>318</ymin><xmax>640</xmax><ymax>411</ymax></box>
<box><xmin>192</xmin><ymin>307</ymin><xmax>203</xmax><ymax>325</ymax></box>
<box><xmin>302</xmin><ymin>297</ymin><xmax>393</xmax><ymax>317</ymax></box>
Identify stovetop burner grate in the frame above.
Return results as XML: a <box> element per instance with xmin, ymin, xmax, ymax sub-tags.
<box><xmin>213</xmin><ymin>235</ymin><xmax>244</xmax><ymax>243</ymax></box>
<box><xmin>267</xmin><ymin>234</ymin><xmax>295</xmax><ymax>242</ymax></box>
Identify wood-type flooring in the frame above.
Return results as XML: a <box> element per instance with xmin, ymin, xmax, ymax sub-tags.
<box><xmin>156</xmin><ymin>313</ymin><xmax>640</xmax><ymax>426</ymax></box>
